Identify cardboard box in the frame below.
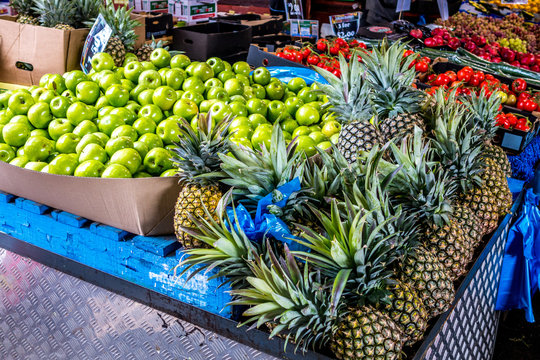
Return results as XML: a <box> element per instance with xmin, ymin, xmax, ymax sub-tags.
<box><xmin>141</xmin><ymin>0</ymin><xmax>168</xmax><ymax>12</ymax></box>
<box><xmin>0</xmin><ymin>161</ymin><xmax>182</xmax><ymax>236</ymax></box>
<box><xmin>168</xmin><ymin>0</ymin><xmax>217</xmax><ymax>24</ymax></box>
<box><xmin>142</xmin><ymin>12</ymin><xmax>174</xmax><ymax>39</ymax></box>
<box><xmin>0</xmin><ymin>16</ymin><xmax>89</xmax><ymax>86</ymax></box>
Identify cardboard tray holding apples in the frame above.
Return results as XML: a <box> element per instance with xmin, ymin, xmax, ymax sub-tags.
<box><xmin>0</xmin><ymin>161</ymin><xmax>182</xmax><ymax>236</ymax></box>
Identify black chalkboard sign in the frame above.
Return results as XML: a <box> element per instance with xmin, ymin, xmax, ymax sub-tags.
<box><xmin>284</xmin><ymin>0</ymin><xmax>304</xmax><ymax>20</ymax></box>
<box><xmin>329</xmin><ymin>12</ymin><xmax>361</xmax><ymax>39</ymax></box>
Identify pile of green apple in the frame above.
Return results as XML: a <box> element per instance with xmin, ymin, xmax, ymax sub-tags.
<box><xmin>0</xmin><ymin>48</ymin><xmax>341</xmax><ymax>178</ymax></box>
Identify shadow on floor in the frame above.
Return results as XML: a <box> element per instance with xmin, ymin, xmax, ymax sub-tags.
<box><xmin>493</xmin><ymin>292</ymin><xmax>540</xmax><ymax>360</ymax></box>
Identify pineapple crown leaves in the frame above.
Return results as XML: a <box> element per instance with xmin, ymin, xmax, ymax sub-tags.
<box><xmin>230</xmin><ymin>244</ymin><xmax>344</xmax><ymax>353</ymax></box>
<box><xmin>10</xmin><ymin>0</ymin><xmax>37</xmax><ymax>17</ymax></box>
<box><xmin>99</xmin><ymin>0</ymin><xmax>140</xmax><ymax>49</ymax></box>
<box><xmin>292</xmin><ymin>199</ymin><xmax>400</xmax><ymax>306</ymax></box>
<box><xmin>219</xmin><ymin>126</ymin><xmax>305</xmax><ymax>209</ymax></box>
<box><xmin>33</xmin><ymin>0</ymin><xmax>77</xmax><ymax>27</ymax></box>
<box><xmin>462</xmin><ymin>88</ymin><xmax>502</xmax><ymax>143</ymax></box>
<box><xmin>314</xmin><ymin>52</ymin><xmax>375</xmax><ymax>125</ymax></box>
<box><xmin>381</xmin><ymin>126</ymin><xmax>455</xmax><ymax>228</ymax></box>
<box><xmin>74</xmin><ymin>0</ymin><xmax>101</xmax><ymax>29</ymax></box>
<box><xmin>171</xmin><ymin>112</ymin><xmax>233</xmax><ymax>187</ymax></box>
<box><xmin>358</xmin><ymin>40</ymin><xmax>424</xmax><ymax>119</ymax></box>
<box><xmin>176</xmin><ymin>190</ymin><xmax>264</xmax><ymax>290</ymax></box>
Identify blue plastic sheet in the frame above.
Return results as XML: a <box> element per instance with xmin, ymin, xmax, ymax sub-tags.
<box><xmin>496</xmin><ymin>188</ymin><xmax>540</xmax><ymax>322</ymax></box>
<box><xmin>508</xmin><ymin>136</ymin><xmax>540</xmax><ymax>183</ymax></box>
<box><xmin>264</xmin><ymin>66</ymin><xmax>329</xmax><ymax>85</ymax></box>
<box><xmin>226</xmin><ymin>178</ymin><xmax>307</xmax><ymax>251</ymax></box>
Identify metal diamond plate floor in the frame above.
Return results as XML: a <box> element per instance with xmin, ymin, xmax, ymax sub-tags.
<box><xmin>0</xmin><ymin>248</ymin><xmax>278</xmax><ymax>360</ymax></box>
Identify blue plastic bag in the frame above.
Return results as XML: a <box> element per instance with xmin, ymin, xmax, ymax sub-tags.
<box><xmin>495</xmin><ymin>189</ymin><xmax>540</xmax><ymax>322</ymax></box>
<box><xmin>225</xmin><ymin>178</ymin><xmax>308</xmax><ymax>251</ymax></box>
<box><xmin>264</xmin><ymin>66</ymin><xmax>329</xmax><ymax>85</ymax></box>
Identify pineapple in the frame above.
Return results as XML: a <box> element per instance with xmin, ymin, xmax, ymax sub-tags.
<box><xmin>33</xmin><ymin>0</ymin><xmax>76</xmax><ymax>30</ymax></box>
<box><xmin>135</xmin><ymin>37</ymin><xmax>169</xmax><ymax>62</ymax></box>
<box><xmin>99</xmin><ymin>0</ymin><xmax>140</xmax><ymax>67</ymax></box>
<box><xmin>314</xmin><ymin>54</ymin><xmax>381</xmax><ymax>164</ymax></box>
<box><xmin>232</xmin><ymin>246</ymin><xmax>405</xmax><ymax>360</ymax></box>
<box><xmin>171</xmin><ymin>113</ymin><xmax>232</xmax><ymax>249</ymax></box>
<box><xmin>74</xmin><ymin>0</ymin><xmax>101</xmax><ymax>29</ymax></box>
<box><xmin>359</xmin><ymin>40</ymin><xmax>426</xmax><ymax>144</ymax></box>
<box><xmin>10</xmin><ymin>0</ymin><xmax>39</xmax><ymax>25</ymax></box>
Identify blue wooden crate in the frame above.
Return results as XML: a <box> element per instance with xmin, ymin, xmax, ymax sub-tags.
<box><xmin>0</xmin><ymin>191</ymin><xmax>232</xmax><ymax>317</ymax></box>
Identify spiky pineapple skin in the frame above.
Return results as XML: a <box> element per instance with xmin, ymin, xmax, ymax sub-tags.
<box><xmin>105</xmin><ymin>36</ymin><xmax>126</xmax><ymax>67</ymax></box>
<box><xmin>399</xmin><ymin>245</ymin><xmax>455</xmax><ymax>318</ymax></box>
<box><xmin>53</xmin><ymin>23</ymin><xmax>74</xmax><ymax>30</ymax></box>
<box><xmin>424</xmin><ymin>221</ymin><xmax>473</xmax><ymax>281</ymax></box>
<box><xmin>484</xmin><ymin>144</ymin><xmax>512</xmax><ymax>178</ymax></box>
<box><xmin>338</xmin><ymin>121</ymin><xmax>382</xmax><ymax>163</ymax></box>
<box><xmin>483</xmin><ymin>157</ymin><xmax>512</xmax><ymax>217</ymax></box>
<box><xmin>460</xmin><ymin>185</ymin><xmax>499</xmax><ymax>236</ymax></box>
<box><xmin>380</xmin><ymin>112</ymin><xmax>425</xmax><ymax>144</ymax></box>
<box><xmin>136</xmin><ymin>44</ymin><xmax>153</xmax><ymax>62</ymax></box>
<box><xmin>453</xmin><ymin>201</ymin><xmax>483</xmax><ymax>249</ymax></box>
<box><xmin>385</xmin><ymin>281</ymin><xmax>428</xmax><ymax>346</ymax></box>
<box><xmin>331</xmin><ymin>306</ymin><xmax>404</xmax><ymax>360</ymax></box>
<box><xmin>174</xmin><ymin>184</ymin><xmax>221</xmax><ymax>249</ymax></box>
<box><xmin>16</xmin><ymin>15</ymin><xmax>39</xmax><ymax>25</ymax></box>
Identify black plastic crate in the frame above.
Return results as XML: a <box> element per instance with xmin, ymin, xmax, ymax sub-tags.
<box><xmin>144</xmin><ymin>12</ymin><xmax>173</xmax><ymax>39</ymax></box>
<box><xmin>171</xmin><ymin>22</ymin><xmax>252</xmax><ymax>61</ymax></box>
<box><xmin>494</xmin><ymin>107</ymin><xmax>539</xmax><ymax>155</ymax></box>
<box><xmin>211</xmin><ymin>14</ymin><xmax>283</xmax><ymax>37</ymax></box>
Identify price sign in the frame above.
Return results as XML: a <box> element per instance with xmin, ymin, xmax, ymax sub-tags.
<box><xmin>284</xmin><ymin>0</ymin><xmax>304</xmax><ymax>20</ymax></box>
<box><xmin>289</xmin><ymin>19</ymin><xmax>319</xmax><ymax>39</ymax></box>
<box><xmin>80</xmin><ymin>14</ymin><xmax>113</xmax><ymax>74</ymax></box>
<box><xmin>329</xmin><ymin>12</ymin><xmax>361</xmax><ymax>39</ymax></box>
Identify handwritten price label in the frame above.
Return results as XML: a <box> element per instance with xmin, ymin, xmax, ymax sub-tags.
<box><xmin>329</xmin><ymin>12</ymin><xmax>361</xmax><ymax>40</ymax></box>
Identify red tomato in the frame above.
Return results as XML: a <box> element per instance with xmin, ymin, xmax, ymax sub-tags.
<box><xmin>445</xmin><ymin>71</ymin><xmax>457</xmax><ymax>83</ymax></box>
<box><xmin>512</xmin><ymin>78</ymin><xmax>527</xmax><ymax>92</ymax></box>
<box><xmin>329</xmin><ymin>46</ymin><xmax>339</xmax><ymax>56</ymax></box>
<box><xmin>316</xmin><ymin>40</ymin><xmax>327</xmax><ymax>52</ymax></box>
<box><xmin>457</xmin><ymin>69</ymin><xmax>472</xmax><ymax>82</ymax></box>
<box><xmin>415</xmin><ymin>61</ymin><xmax>429</xmax><ymax>73</ymax></box>
<box><xmin>403</xmin><ymin>49</ymin><xmax>415</xmax><ymax>57</ymax></box>
<box><xmin>524</xmin><ymin>100</ymin><xmax>538</xmax><ymax>112</ymax></box>
<box><xmin>301</xmin><ymin>47</ymin><xmax>311</xmax><ymax>59</ymax></box>
<box><xmin>307</xmin><ymin>54</ymin><xmax>320</xmax><ymax>65</ymax></box>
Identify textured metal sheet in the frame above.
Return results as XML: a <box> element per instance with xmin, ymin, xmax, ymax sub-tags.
<box><xmin>0</xmin><ymin>248</ymin><xmax>278</xmax><ymax>360</ymax></box>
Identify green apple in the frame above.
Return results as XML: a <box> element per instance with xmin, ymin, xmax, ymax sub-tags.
<box><xmin>123</xmin><ymin>53</ymin><xmax>138</xmax><ymax>66</ymax></box>
<box><xmin>38</xmin><ymin>75</ymin><xmax>50</xmax><ymax>88</ymax></box>
<box><xmin>170</xmin><ymin>54</ymin><xmax>191</xmax><ymax>69</ymax></box>
<box><xmin>140</xmin><ymin>61</ymin><xmax>156</xmax><ymax>71</ymax></box>
<box><xmin>173</xmin><ymin>99</ymin><xmax>198</xmax><ymax>121</ymax></box>
<box><xmin>185</xmin><ymin>62</ymin><xmax>197</xmax><ymax>76</ymax></box>
<box><xmin>91</xmin><ymin>52</ymin><xmax>115</xmax><ymax>72</ymax></box>
<box><xmin>133</xmin><ymin>140</ymin><xmax>149</xmax><ymax>159</ymax></box>
<box><xmin>295</xmin><ymin>135</ymin><xmax>316</xmax><ymax>156</ymax></box>
<box><xmin>108</xmin><ymin>107</ymin><xmax>137</xmax><ymax>126</ymax></box>
<box><xmin>217</xmin><ymin>70</ymin><xmax>235</xmax><ymax>83</ymax></box>
<box><xmin>206</xmin><ymin>87</ymin><xmax>229</xmax><ymax>102</ymax></box>
<box><xmin>223</xmin><ymin>78</ymin><xmax>244</xmax><ymax>97</ymax></box>
<box><xmin>252</xmin><ymin>67</ymin><xmax>271</xmax><ymax>86</ymax></box>
<box><xmin>165</xmin><ymin>68</ymin><xmax>186</xmax><ymax>90</ymax></box>
<box><xmin>267</xmin><ymin>100</ymin><xmax>286</xmax><ymax>123</ymax></box>
<box><xmin>309</xmin><ymin>131</ymin><xmax>326</xmax><ymax>144</ymax></box>
<box><xmin>55</xmin><ymin>133</ymin><xmax>80</xmax><ymax>154</ymax></box>
<box><xmin>9</xmin><ymin>155</ymin><xmax>29</xmax><ymax>167</ymax></box>
<box><xmin>321</xmin><ymin>120</ymin><xmax>341</xmax><ymax>138</ymax></box>
<box><xmin>138</xmin><ymin>70</ymin><xmax>162</xmax><ymax>89</ymax></box>
<box><xmin>134</xmin><ymin>171</ymin><xmax>152</xmax><ymax>178</ymax></box>
<box><xmin>27</xmin><ymin>102</ymin><xmax>52</xmax><ymax>129</ymax></box>
<box><xmin>199</xmin><ymin>99</ymin><xmax>217</xmax><ymax>113</ymax></box>
<box><xmin>284</xmin><ymin>96</ymin><xmax>304</xmax><ymax>116</ymax></box>
<box><xmin>98</xmin><ymin>105</ymin><xmax>114</xmax><ymax>119</ymax></box>
<box><xmin>76</xmin><ymin>81</ymin><xmax>100</xmax><ymax>105</ymax></box>
<box><xmin>132</xmin><ymin>117</ymin><xmax>157</xmax><ymax>136</ymax></box>
<box><xmin>158</xmin><ymin>68</ymin><xmax>170</xmax><ymax>84</ymax></box>
<box><xmin>230</xmin><ymin>136</ymin><xmax>253</xmax><ymax>149</ymax></box>
<box><xmin>74</xmin><ymin>160</ymin><xmax>106</xmax><ymax>177</ymax></box>
<box><xmin>251</xmin><ymin>84</ymin><xmax>266</xmax><ymax>99</ymax></box>
<box><xmin>61</xmin><ymin>90</ymin><xmax>76</xmax><ymax>102</ymax></box>
<box><xmin>30</xmin><ymin>129</ymin><xmax>49</xmax><ymax>139</ymax></box>
<box><xmin>137</xmin><ymin>89</ymin><xmax>155</xmax><ymax>106</ymax></box>
<box><xmin>287</xmin><ymin>77</ymin><xmax>307</xmax><ymax>93</ymax></box>
<box><xmin>38</xmin><ymin>90</ymin><xmax>56</xmax><ymax>104</ymax></box>
<box><xmin>230</xmin><ymin>116</ymin><xmax>251</xmax><ymax>130</ymax></box>
<box><xmin>292</xmin><ymin>126</ymin><xmax>311</xmax><ymax>138</ymax></box>
<box><xmin>297</xmin><ymin>87</ymin><xmax>318</xmax><ymax>103</ymax></box>
<box><xmin>143</xmin><ymin>147</ymin><xmax>173</xmax><ymax>175</ymax></box>
<box><xmin>67</xmin><ymin>102</ymin><xmax>94</xmax><ymax>126</ymax></box>
<box><xmin>156</xmin><ymin>119</ymin><xmax>181</xmax><ymax>145</ymax></box>
<box><xmin>79</xmin><ymin>143</ymin><xmax>108</xmax><ymax>163</ymax></box>
<box><xmin>8</xmin><ymin>91</ymin><xmax>35</xmax><ymax>115</ymax></box>
<box><xmin>0</xmin><ymin>143</ymin><xmax>16</xmax><ymax>162</ymax></box>
<box><xmin>150</xmin><ymin>48</ymin><xmax>171</xmax><ymax>69</ymax></box>
<box><xmin>94</xmin><ymin>132</ymin><xmax>111</xmax><ymax>145</ymax></box>
<box><xmin>25</xmin><ymin>161</ymin><xmax>48</xmax><ymax>171</ymax></box>
<box><xmin>248</xmin><ymin>113</ymin><xmax>268</xmax><ymax>129</ymax></box>
<box><xmin>3</xmin><ymin>122</ymin><xmax>30</xmax><ymax>147</ymax></box>
<box><xmin>295</xmin><ymin>105</ymin><xmax>320</xmax><ymax>126</ymax></box>
<box><xmin>110</xmin><ymin>125</ymin><xmax>137</xmax><ymax>142</ymax></box>
<box><xmin>138</xmin><ymin>104</ymin><xmax>163</xmax><ymax>124</ymax></box>
<box><xmin>251</xmin><ymin>124</ymin><xmax>273</xmax><ymax>150</ymax></box>
<box><xmin>181</xmin><ymin>91</ymin><xmax>204</xmax><ymax>107</ymax></box>
<box><xmin>152</xmin><ymin>86</ymin><xmax>177</xmax><ymax>111</ymax></box>
<box><xmin>130</xmin><ymin>84</ymin><xmax>148</xmax><ymax>101</ymax></box>
<box><xmin>124</xmin><ymin>61</ymin><xmax>144</xmax><ymax>83</ymax></box>
<box><xmin>125</xmin><ymin>101</ymin><xmax>141</xmax><ymax>115</ymax></box>
<box><xmin>16</xmin><ymin>147</ymin><xmax>25</xmax><ymax>157</ymax></box>
<box><xmin>64</xmin><ymin>70</ymin><xmax>88</xmax><ymax>93</ymax></box>
<box><xmin>232</xmin><ymin>61</ymin><xmax>251</xmax><ymax>76</ymax></box>
<box><xmin>160</xmin><ymin>169</ymin><xmax>176</xmax><ymax>177</ymax></box>
<box><xmin>105</xmin><ymin>84</ymin><xmax>129</xmax><ymax>107</ymax></box>
<box><xmin>31</xmin><ymin>87</ymin><xmax>46</xmax><ymax>102</ymax></box>
<box><xmin>110</xmin><ymin>148</ymin><xmax>141</xmax><ymax>174</ymax></box>
<box><xmin>47</xmin><ymin>154</ymin><xmax>78</xmax><ymax>175</ymax></box>
<box><xmin>23</xmin><ymin>135</ymin><xmax>54</xmax><ymax>161</ymax></box>
<box><xmin>105</xmin><ymin>136</ymin><xmax>134</xmax><ymax>157</ymax></box>
<box><xmin>49</xmin><ymin>96</ymin><xmax>71</xmax><ymax>118</ymax></box>
<box><xmin>204</xmin><ymin>78</ymin><xmax>223</xmax><ymax>92</ymax></box>
<box><xmin>192</xmin><ymin>62</ymin><xmax>214</xmax><ymax>82</ymax></box>
<box><xmin>246</xmin><ymin>98</ymin><xmax>268</xmax><ymax>116</ymax></box>
<box><xmin>229</xmin><ymin>101</ymin><xmax>248</xmax><ymax>117</ymax></box>
<box><xmin>102</xmin><ymin>163</ymin><xmax>131</xmax><ymax>178</ymax></box>
<box><xmin>235</xmin><ymin>74</ymin><xmax>250</xmax><ymax>88</ymax></box>
<box><xmin>230</xmin><ymin>125</ymin><xmax>252</xmax><ymax>139</ymax></box>
<box><xmin>138</xmin><ymin>133</ymin><xmax>163</xmax><ymax>150</ymax></box>
<box><xmin>265</xmin><ymin>81</ymin><xmax>285</xmax><ymax>100</ymax></box>
<box><xmin>97</xmin><ymin>114</ymin><xmax>125</xmax><ymax>136</ymax></box>
<box><xmin>71</xmin><ymin>120</ymin><xmax>97</xmax><ymax>138</ymax></box>
<box><xmin>206</xmin><ymin>57</ymin><xmax>225</xmax><ymax>75</ymax></box>
<box><xmin>209</xmin><ymin>101</ymin><xmax>232</xmax><ymax>122</ymax></box>
<box><xmin>45</xmin><ymin>74</ymin><xmax>67</xmax><ymax>95</ymax></box>
<box><xmin>9</xmin><ymin>114</ymin><xmax>33</xmax><ymax>128</ymax></box>
<box><xmin>316</xmin><ymin>141</ymin><xmax>332</xmax><ymax>151</ymax></box>
<box><xmin>330</xmin><ymin>133</ymin><xmax>339</xmax><ymax>144</ymax></box>
<box><xmin>182</xmin><ymin>77</ymin><xmax>205</xmax><ymax>94</ymax></box>
<box><xmin>48</xmin><ymin>118</ymin><xmax>74</xmax><ymax>140</ymax></box>
<box><xmin>76</xmin><ymin>133</ymin><xmax>104</xmax><ymax>154</ymax></box>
